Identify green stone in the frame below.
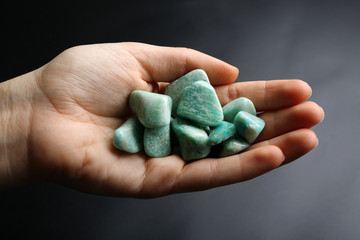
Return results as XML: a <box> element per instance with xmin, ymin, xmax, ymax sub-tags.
<box><xmin>177</xmin><ymin>81</ymin><xmax>223</xmax><ymax>127</ymax></box>
<box><xmin>234</xmin><ymin>111</ymin><xmax>265</xmax><ymax>143</ymax></box>
<box><xmin>208</xmin><ymin>121</ymin><xmax>237</xmax><ymax>146</ymax></box>
<box><xmin>223</xmin><ymin>97</ymin><xmax>256</xmax><ymax>123</ymax></box>
<box><xmin>129</xmin><ymin>90</ymin><xmax>172</xmax><ymax>128</ymax></box>
<box><xmin>218</xmin><ymin>136</ymin><xmax>250</xmax><ymax>157</ymax></box>
<box><xmin>165</xmin><ymin>69</ymin><xmax>210</xmax><ymax>115</ymax></box>
<box><xmin>171</xmin><ymin>117</ymin><xmax>211</xmax><ymax>161</ymax></box>
<box><xmin>113</xmin><ymin>117</ymin><xmax>144</xmax><ymax>153</ymax></box>
<box><xmin>144</xmin><ymin>125</ymin><xmax>171</xmax><ymax>157</ymax></box>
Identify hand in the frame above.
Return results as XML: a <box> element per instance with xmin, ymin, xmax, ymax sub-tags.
<box><xmin>0</xmin><ymin>43</ymin><xmax>323</xmax><ymax>197</ymax></box>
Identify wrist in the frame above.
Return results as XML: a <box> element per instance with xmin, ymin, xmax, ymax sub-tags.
<box><xmin>0</xmin><ymin>70</ymin><xmax>39</xmax><ymax>189</ymax></box>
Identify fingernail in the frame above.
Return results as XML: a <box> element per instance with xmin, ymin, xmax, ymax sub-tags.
<box><xmin>319</xmin><ymin>107</ymin><xmax>325</xmax><ymax>123</ymax></box>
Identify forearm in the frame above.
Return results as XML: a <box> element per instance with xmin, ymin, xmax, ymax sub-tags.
<box><xmin>0</xmin><ymin>71</ymin><xmax>38</xmax><ymax>189</ymax></box>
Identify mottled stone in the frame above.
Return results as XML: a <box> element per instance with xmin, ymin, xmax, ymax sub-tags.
<box><xmin>171</xmin><ymin>117</ymin><xmax>211</xmax><ymax>161</ymax></box>
<box><xmin>234</xmin><ymin>111</ymin><xmax>265</xmax><ymax>143</ymax></box>
<box><xmin>208</xmin><ymin>121</ymin><xmax>237</xmax><ymax>146</ymax></box>
<box><xmin>223</xmin><ymin>97</ymin><xmax>256</xmax><ymax>123</ymax></box>
<box><xmin>113</xmin><ymin>117</ymin><xmax>144</xmax><ymax>153</ymax></box>
<box><xmin>129</xmin><ymin>90</ymin><xmax>172</xmax><ymax>128</ymax></box>
<box><xmin>218</xmin><ymin>136</ymin><xmax>250</xmax><ymax>157</ymax></box>
<box><xmin>144</xmin><ymin>125</ymin><xmax>171</xmax><ymax>157</ymax></box>
<box><xmin>165</xmin><ymin>69</ymin><xmax>210</xmax><ymax>115</ymax></box>
<box><xmin>177</xmin><ymin>81</ymin><xmax>223</xmax><ymax>127</ymax></box>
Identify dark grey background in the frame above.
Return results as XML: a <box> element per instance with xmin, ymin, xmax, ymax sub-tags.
<box><xmin>1</xmin><ymin>0</ymin><xmax>359</xmax><ymax>239</ymax></box>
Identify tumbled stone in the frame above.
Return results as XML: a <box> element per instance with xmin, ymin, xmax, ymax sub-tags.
<box><xmin>113</xmin><ymin>117</ymin><xmax>144</xmax><ymax>153</ymax></box>
<box><xmin>144</xmin><ymin>125</ymin><xmax>171</xmax><ymax>157</ymax></box>
<box><xmin>171</xmin><ymin>117</ymin><xmax>211</xmax><ymax>161</ymax></box>
<box><xmin>218</xmin><ymin>136</ymin><xmax>250</xmax><ymax>157</ymax></box>
<box><xmin>177</xmin><ymin>81</ymin><xmax>223</xmax><ymax>127</ymax></box>
<box><xmin>165</xmin><ymin>69</ymin><xmax>210</xmax><ymax>115</ymax></box>
<box><xmin>223</xmin><ymin>97</ymin><xmax>256</xmax><ymax>123</ymax></box>
<box><xmin>129</xmin><ymin>90</ymin><xmax>172</xmax><ymax>128</ymax></box>
<box><xmin>234</xmin><ymin>111</ymin><xmax>265</xmax><ymax>143</ymax></box>
<box><xmin>208</xmin><ymin>121</ymin><xmax>237</xmax><ymax>146</ymax></box>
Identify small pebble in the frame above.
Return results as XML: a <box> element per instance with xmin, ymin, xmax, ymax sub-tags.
<box><xmin>218</xmin><ymin>136</ymin><xmax>250</xmax><ymax>157</ymax></box>
<box><xmin>223</xmin><ymin>97</ymin><xmax>256</xmax><ymax>123</ymax></box>
<box><xmin>113</xmin><ymin>117</ymin><xmax>144</xmax><ymax>153</ymax></box>
<box><xmin>209</xmin><ymin>121</ymin><xmax>237</xmax><ymax>146</ymax></box>
<box><xmin>144</xmin><ymin>125</ymin><xmax>171</xmax><ymax>157</ymax></box>
<box><xmin>177</xmin><ymin>81</ymin><xmax>223</xmax><ymax>127</ymax></box>
<box><xmin>129</xmin><ymin>90</ymin><xmax>172</xmax><ymax>128</ymax></box>
<box><xmin>234</xmin><ymin>111</ymin><xmax>265</xmax><ymax>143</ymax></box>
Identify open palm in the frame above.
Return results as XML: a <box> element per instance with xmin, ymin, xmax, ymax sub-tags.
<box><xmin>29</xmin><ymin>43</ymin><xmax>323</xmax><ymax>197</ymax></box>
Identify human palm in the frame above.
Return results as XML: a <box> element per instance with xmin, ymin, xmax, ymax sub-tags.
<box><xmin>28</xmin><ymin>43</ymin><xmax>323</xmax><ymax>197</ymax></box>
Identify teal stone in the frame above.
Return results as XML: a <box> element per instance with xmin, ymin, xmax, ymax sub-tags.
<box><xmin>234</xmin><ymin>111</ymin><xmax>265</xmax><ymax>143</ymax></box>
<box><xmin>113</xmin><ymin>117</ymin><xmax>144</xmax><ymax>153</ymax></box>
<box><xmin>177</xmin><ymin>81</ymin><xmax>223</xmax><ymax>127</ymax></box>
<box><xmin>129</xmin><ymin>90</ymin><xmax>172</xmax><ymax>128</ymax></box>
<box><xmin>218</xmin><ymin>136</ymin><xmax>250</xmax><ymax>157</ymax></box>
<box><xmin>171</xmin><ymin>117</ymin><xmax>211</xmax><ymax>161</ymax></box>
<box><xmin>208</xmin><ymin>121</ymin><xmax>237</xmax><ymax>146</ymax></box>
<box><xmin>223</xmin><ymin>97</ymin><xmax>256</xmax><ymax>123</ymax></box>
<box><xmin>165</xmin><ymin>69</ymin><xmax>210</xmax><ymax>115</ymax></box>
<box><xmin>144</xmin><ymin>125</ymin><xmax>171</xmax><ymax>157</ymax></box>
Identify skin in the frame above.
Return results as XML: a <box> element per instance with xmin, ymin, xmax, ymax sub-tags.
<box><xmin>0</xmin><ymin>42</ymin><xmax>324</xmax><ymax>198</ymax></box>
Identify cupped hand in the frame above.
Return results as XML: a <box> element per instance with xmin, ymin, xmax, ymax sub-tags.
<box><xmin>27</xmin><ymin>42</ymin><xmax>323</xmax><ymax>197</ymax></box>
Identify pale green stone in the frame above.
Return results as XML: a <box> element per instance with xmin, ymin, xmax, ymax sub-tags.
<box><xmin>209</xmin><ymin>121</ymin><xmax>237</xmax><ymax>146</ymax></box>
<box><xmin>113</xmin><ymin>117</ymin><xmax>144</xmax><ymax>153</ymax></box>
<box><xmin>171</xmin><ymin>117</ymin><xmax>211</xmax><ymax>161</ymax></box>
<box><xmin>165</xmin><ymin>69</ymin><xmax>210</xmax><ymax>115</ymax></box>
<box><xmin>223</xmin><ymin>97</ymin><xmax>256</xmax><ymax>123</ymax></box>
<box><xmin>177</xmin><ymin>81</ymin><xmax>223</xmax><ymax>127</ymax></box>
<box><xmin>144</xmin><ymin>125</ymin><xmax>171</xmax><ymax>157</ymax></box>
<box><xmin>234</xmin><ymin>111</ymin><xmax>265</xmax><ymax>143</ymax></box>
<box><xmin>129</xmin><ymin>90</ymin><xmax>172</xmax><ymax>128</ymax></box>
<box><xmin>218</xmin><ymin>136</ymin><xmax>250</xmax><ymax>157</ymax></box>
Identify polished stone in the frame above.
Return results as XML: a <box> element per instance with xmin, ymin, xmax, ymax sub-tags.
<box><xmin>144</xmin><ymin>125</ymin><xmax>171</xmax><ymax>157</ymax></box>
<box><xmin>171</xmin><ymin>117</ymin><xmax>211</xmax><ymax>161</ymax></box>
<box><xmin>165</xmin><ymin>69</ymin><xmax>210</xmax><ymax>115</ymax></box>
<box><xmin>113</xmin><ymin>117</ymin><xmax>144</xmax><ymax>153</ymax></box>
<box><xmin>129</xmin><ymin>90</ymin><xmax>172</xmax><ymax>128</ymax></box>
<box><xmin>209</xmin><ymin>121</ymin><xmax>237</xmax><ymax>146</ymax></box>
<box><xmin>177</xmin><ymin>81</ymin><xmax>223</xmax><ymax>127</ymax></box>
<box><xmin>234</xmin><ymin>111</ymin><xmax>265</xmax><ymax>143</ymax></box>
<box><xmin>223</xmin><ymin>97</ymin><xmax>256</xmax><ymax>123</ymax></box>
<box><xmin>218</xmin><ymin>136</ymin><xmax>250</xmax><ymax>157</ymax></box>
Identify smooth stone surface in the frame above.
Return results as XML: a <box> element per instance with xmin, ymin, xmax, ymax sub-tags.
<box><xmin>234</xmin><ymin>111</ymin><xmax>265</xmax><ymax>143</ymax></box>
<box><xmin>223</xmin><ymin>97</ymin><xmax>257</xmax><ymax>123</ymax></box>
<box><xmin>218</xmin><ymin>136</ymin><xmax>250</xmax><ymax>157</ymax></box>
<box><xmin>165</xmin><ymin>69</ymin><xmax>210</xmax><ymax>115</ymax></box>
<box><xmin>209</xmin><ymin>121</ymin><xmax>237</xmax><ymax>146</ymax></box>
<box><xmin>144</xmin><ymin>125</ymin><xmax>171</xmax><ymax>157</ymax></box>
<box><xmin>129</xmin><ymin>90</ymin><xmax>172</xmax><ymax>128</ymax></box>
<box><xmin>177</xmin><ymin>81</ymin><xmax>223</xmax><ymax>127</ymax></box>
<box><xmin>171</xmin><ymin>117</ymin><xmax>211</xmax><ymax>161</ymax></box>
<box><xmin>113</xmin><ymin>117</ymin><xmax>144</xmax><ymax>153</ymax></box>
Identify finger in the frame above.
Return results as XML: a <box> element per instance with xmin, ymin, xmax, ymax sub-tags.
<box><xmin>248</xmin><ymin>128</ymin><xmax>318</xmax><ymax>165</ymax></box>
<box><xmin>215</xmin><ymin>79</ymin><xmax>312</xmax><ymax>111</ymax></box>
<box><xmin>122</xmin><ymin>42</ymin><xmax>239</xmax><ymax>85</ymax></box>
<box><xmin>171</xmin><ymin>145</ymin><xmax>284</xmax><ymax>193</ymax></box>
<box><xmin>255</xmin><ymin>101</ymin><xmax>324</xmax><ymax>142</ymax></box>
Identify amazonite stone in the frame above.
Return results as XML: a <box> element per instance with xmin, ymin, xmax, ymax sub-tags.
<box><xmin>218</xmin><ymin>136</ymin><xmax>250</xmax><ymax>157</ymax></box>
<box><xmin>171</xmin><ymin>117</ymin><xmax>211</xmax><ymax>161</ymax></box>
<box><xmin>177</xmin><ymin>81</ymin><xmax>223</xmax><ymax>127</ymax></box>
<box><xmin>113</xmin><ymin>117</ymin><xmax>144</xmax><ymax>153</ymax></box>
<box><xmin>129</xmin><ymin>90</ymin><xmax>172</xmax><ymax>128</ymax></box>
<box><xmin>165</xmin><ymin>69</ymin><xmax>210</xmax><ymax>115</ymax></box>
<box><xmin>144</xmin><ymin>125</ymin><xmax>171</xmax><ymax>157</ymax></box>
<box><xmin>223</xmin><ymin>97</ymin><xmax>256</xmax><ymax>123</ymax></box>
<box><xmin>208</xmin><ymin>121</ymin><xmax>237</xmax><ymax>146</ymax></box>
<box><xmin>234</xmin><ymin>111</ymin><xmax>265</xmax><ymax>143</ymax></box>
